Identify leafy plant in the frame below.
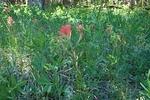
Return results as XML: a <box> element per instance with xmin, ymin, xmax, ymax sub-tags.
<box><xmin>140</xmin><ymin>70</ymin><xmax>150</xmax><ymax>99</ymax></box>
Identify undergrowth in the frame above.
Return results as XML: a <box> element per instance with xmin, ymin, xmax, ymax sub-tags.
<box><xmin>0</xmin><ymin>4</ymin><xmax>150</xmax><ymax>100</ymax></box>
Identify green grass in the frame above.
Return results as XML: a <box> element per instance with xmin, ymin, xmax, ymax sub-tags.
<box><xmin>0</xmin><ymin>4</ymin><xmax>150</xmax><ymax>100</ymax></box>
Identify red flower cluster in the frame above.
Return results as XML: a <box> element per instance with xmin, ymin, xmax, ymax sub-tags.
<box><xmin>59</xmin><ymin>23</ymin><xmax>84</xmax><ymax>42</ymax></box>
<box><xmin>59</xmin><ymin>24</ymin><xmax>72</xmax><ymax>38</ymax></box>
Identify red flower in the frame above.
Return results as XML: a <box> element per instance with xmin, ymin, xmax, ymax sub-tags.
<box><xmin>59</xmin><ymin>24</ymin><xmax>72</xmax><ymax>38</ymax></box>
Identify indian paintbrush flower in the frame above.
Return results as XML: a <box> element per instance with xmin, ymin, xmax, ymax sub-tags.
<box><xmin>59</xmin><ymin>24</ymin><xmax>72</xmax><ymax>38</ymax></box>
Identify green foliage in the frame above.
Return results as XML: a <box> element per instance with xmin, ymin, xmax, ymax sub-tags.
<box><xmin>0</xmin><ymin>4</ymin><xmax>150</xmax><ymax>99</ymax></box>
<box><xmin>140</xmin><ymin>70</ymin><xmax>150</xmax><ymax>99</ymax></box>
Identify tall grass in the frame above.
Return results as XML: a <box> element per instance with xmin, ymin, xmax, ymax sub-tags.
<box><xmin>0</xmin><ymin>4</ymin><xmax>150</xmax><ymax>99</ymax></box>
